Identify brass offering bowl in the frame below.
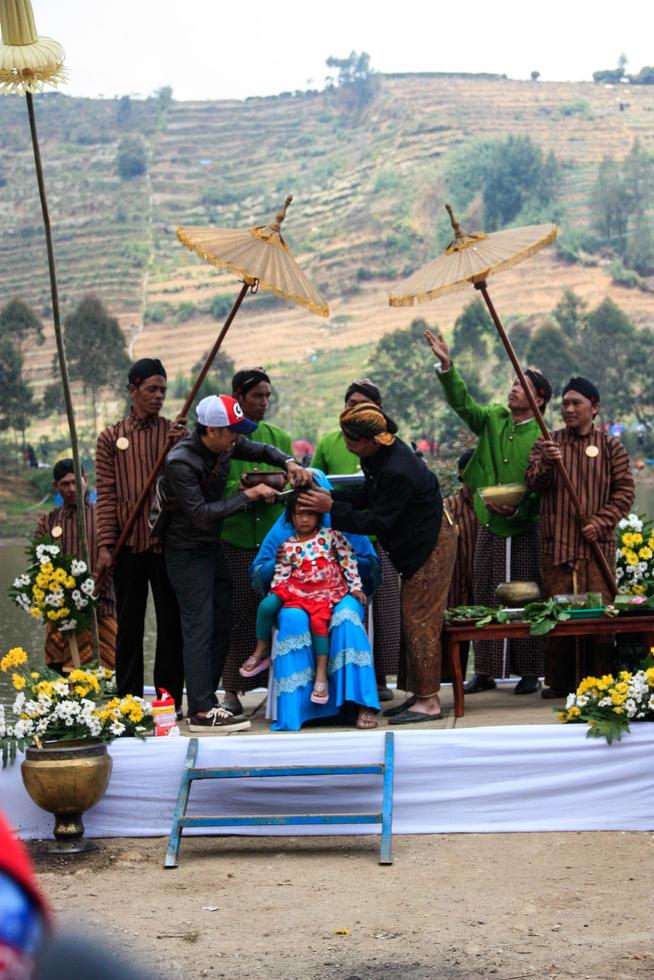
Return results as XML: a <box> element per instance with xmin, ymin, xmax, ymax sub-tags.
<box><xmin>240</xmin><ymin>470</ymin><xmax>287</xmax><ymax>491</ymax></box>
<box><xmin>478</xmin><ymin>483</ymin><xmax>526</xmax><ymax>509</ymax></box>
<box><xmin>495</xmin><ymin>581</ymin><xmax>541</xmax><ymax>607</ymax></box>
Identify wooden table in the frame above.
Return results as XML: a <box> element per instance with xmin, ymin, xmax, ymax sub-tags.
<box><xmin>443</xmin><ymin>615</ymin><xmax>654</xmax><ymax>719</ymax></box>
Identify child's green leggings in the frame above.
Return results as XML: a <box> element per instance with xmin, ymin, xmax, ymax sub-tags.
<box><xmin>256</xmin><ymin>594</ymin><xmax>329</xmax><ymax>656</ymax></box>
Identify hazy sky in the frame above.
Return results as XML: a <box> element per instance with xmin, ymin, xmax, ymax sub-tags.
<box><xmin>31</xmin><ymin>0</ymin><xmax>654</xmax><ymax>101</ymax></box>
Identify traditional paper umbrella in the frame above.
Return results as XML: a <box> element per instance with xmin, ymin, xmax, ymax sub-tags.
<box><xmin>109</xmin><ymin>196</ymin><xmax>329</xmax><ymax>564</ymax></box>
<box><xmin>0</xmin><ymin>0</ymin><xmax>96</xmax><ymax>659</ymax></box>
<box><xmin>389</xmin><ymin>204</ymin><xmax>617</xmax><ymax>595</ymax></box>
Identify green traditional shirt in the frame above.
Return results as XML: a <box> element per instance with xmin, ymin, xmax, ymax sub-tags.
<box><xmin>220</xmin><ymin>420</ymin><xmax>293</xmax><ymax>550</ymax></box>
<box><xmin>437</xmin><ymin>364</ymin><xmax>541</xmax><ymax>538</ymax></box>
<box><xmin>312</xmin><ymin>429</ymin><xmax>363</xmax><ymax>476</ymax></box>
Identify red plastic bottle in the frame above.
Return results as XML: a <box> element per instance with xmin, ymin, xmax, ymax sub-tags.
<box><xmin>151</xmin><ymin>689</ymin><xmax>176</xmax><ymax>736</ymax></box>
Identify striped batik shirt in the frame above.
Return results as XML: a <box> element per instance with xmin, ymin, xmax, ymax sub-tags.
<box><xmin>444</xmin><ymin>488</ymin><xmax>478</xmax><ymax>607</ymax></box>
<box><xmin>96</xmin><ymin>411</ymin><xmax>174</xmax><ymax>554</ymax></box>
<box><xmin>34</xmin><ymin>502</ymin><xmax>115</xmax><ymax>616</ymax></box>
<box><xmin>525</xmin><ymin>426</ymin><xmax>635</xmax><ymax>565</ymax></box>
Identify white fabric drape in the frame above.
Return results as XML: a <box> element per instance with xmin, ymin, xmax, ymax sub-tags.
<box><xmin>3</xmin><ymin>725</ymin><xmax>654</xmax><ymax>840</ymax></box>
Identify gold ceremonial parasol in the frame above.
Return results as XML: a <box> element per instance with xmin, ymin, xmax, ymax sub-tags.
<box><xmin>389</xmin><ymin>206</ymin><xmax>556</xmax><ymax>305</ymax></box>
<box><xmin>389</xmin><ymin>204</ymin><xmax>617</xmax><ymax>596</ymax></box>
<box><xmin>0</xmin><ymin>0</ymin><xmax>65</xmax><ymax>93</ymax></box>
<box><xmin>0</xmin><ymin>0</ymin><xmax>96</xmax><ymax>660</ymax></box>
<box><xmin>110</xmin><ymin>197</ymin><xmax>328</xmax><ymax>565</ymax></box>
<box><xmin>178</xmin><ymin>195</ymin><xmax>328</xmax><ymax>318</ymax></box>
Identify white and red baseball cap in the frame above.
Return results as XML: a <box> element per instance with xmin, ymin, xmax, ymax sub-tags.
<box><xmin>196</xmin><ymin>395</ymin><xmax>257</xmax><ymax>434</ymax></box>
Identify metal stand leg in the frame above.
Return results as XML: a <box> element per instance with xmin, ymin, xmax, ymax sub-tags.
<box><xmin>164</xmin><ymin>738</ymin><xmax>198</xmax><ymax>868</ymax></box>
<box><xmin>379</xmin><ymin>732</ymin><xmax>395</xmax><ymax>865</ymax></box>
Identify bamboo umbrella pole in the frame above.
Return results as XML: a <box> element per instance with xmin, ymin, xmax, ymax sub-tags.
<box><xmin>100</xmin><ymin>279</ymin><xmax>252</xmax><ymax>577</ymax></box>
<box><xmin>25</xmin><ymin>90</ymin><xmax>100</xmax><ymax>657</ymax></box>
<box><xmin>475</xmin><ymin>280</ymin><xmax>618</xmax><ymax>597</ymax></box>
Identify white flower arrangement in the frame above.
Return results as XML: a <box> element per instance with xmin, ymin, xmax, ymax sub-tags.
<box><xmin>615</xmin><ymin>513</ymin><xmax>654</xmax><ymax>597</ymax></box>
<box><xmin>8</xmin><ymin>536</ymin><xmax>99</xmax><ymax>636</ymax></box>
<box><xmin>0</xmin><ymin>648</ymin><xmax>153</xmax><ymax>767</ymax></box>
<box><xmin>558</xmin><ymin>661</ymin><xmax>654</xmax><ymax>743</ymax></box>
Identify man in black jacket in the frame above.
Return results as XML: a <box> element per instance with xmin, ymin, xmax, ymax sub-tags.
<box><xmin>300</xmin><ymin>401</ymin><xmax>457</xmax><ymax>724</ymax></box>
<box><xmin>161</xmin><ymin>394</ymin><xmax>309</xmax><ymax>732</ymax></box>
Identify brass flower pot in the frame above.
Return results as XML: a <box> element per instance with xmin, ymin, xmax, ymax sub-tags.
<box><xmin>21</xmin><ymin>739</ymin><xmax>112</xmax><ymax>854</ymax></box>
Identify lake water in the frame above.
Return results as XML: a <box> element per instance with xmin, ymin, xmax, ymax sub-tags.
<box><xmin>2</xmin><ymin>480</ymin><xmax>654</xmax><ymax>707</ymax></box>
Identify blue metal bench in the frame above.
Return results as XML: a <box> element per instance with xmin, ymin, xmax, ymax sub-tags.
<box><xmin>164</xmin><ymin>732</ymin><xmax>395</xmax><ymax>867</ymax></box>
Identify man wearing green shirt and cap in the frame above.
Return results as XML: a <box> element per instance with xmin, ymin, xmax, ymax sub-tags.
<box><xmin>313</xmin><ymin>378</ymin><xmax>400</xmax><ymax>700</ymax></box>
<box><xmin>220</xmin><ymin>368</ymin><xmax>294</xmax><ymax>710</ymax></box>
<box><xmin>425</xmin><ymin>329</ymin><xmax>552</xmax><ymax>695</ymax></box>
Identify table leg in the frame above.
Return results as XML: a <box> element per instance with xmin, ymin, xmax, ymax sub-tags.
<box><xmin>640</xmin><ymin>631</ymin><xmax>654</xmax><ymax>660</ymax></box>
<box><xmin>449</xmin><ymin>638</ymin><xmax>464</xmax><ymax>718</ymax></box>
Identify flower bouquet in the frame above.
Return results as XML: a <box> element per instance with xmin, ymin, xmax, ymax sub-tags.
<box><xmin>8</xmin><ymin>537</ymin><xmax>99</xmax><ymax>667</ymax></box>
<box><xmin>556</xmin><ymin>657</ymin><xmax>654</xmax><ymax>744</ymax></box>
<box><xmin>616</xmin><ymin>513</ymin><xmax>654</xmax><ymax>597</ymax></box>
<box><xmin>0</xmin><ymin>646</ymin><xmax>153</xmax><ymax>767</ymax></box>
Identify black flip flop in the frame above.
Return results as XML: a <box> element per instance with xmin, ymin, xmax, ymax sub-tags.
<box><xmin>388</xmin><ymin>708</ymin><xmax>446</xmax><ymax>725</ymax></box>
<box><xmin>382</xmin><ymin>695</ymin><xmax>417</xmax><ymax>718</ymax></box>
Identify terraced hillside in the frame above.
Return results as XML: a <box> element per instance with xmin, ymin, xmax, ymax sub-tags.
<box><xmin>3</xmin><ymin>75</ymin><xmax>654</xmax><ymax>413</ymax></box>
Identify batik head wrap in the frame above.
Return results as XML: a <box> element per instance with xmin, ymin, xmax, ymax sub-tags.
<box><xmin>339</xmin><ymin>401</ymin><xmax>398</xmax><ymax>446</ymax></box>
<box><xmin>344</xmin><ymin>378</ymin><xmax>382</xmax><ymax>406</ymax></box>
<box><xmin>232</xmin><ymin>367</ymin><xmax>271</xmax><ymax>396</ymax></box>
<box><xmin>562</xmin><ymin>377</ymin><xmax>600</xmax><ymax>405</ymax></box>
<box><xmin>128</xmin><ymin>358</ymin><xmax>167</xmax><ymax>386</ymax></box>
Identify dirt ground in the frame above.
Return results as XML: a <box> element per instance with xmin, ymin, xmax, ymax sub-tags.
<box><xmin>30</xmin><ymin>828</ymin><xmax>654</xmax><ymax>980</ymax></box>
<box><xmin>22</xmin><ymin>688</ymin><xmax>654</xmax><ymax>980</ymax></box>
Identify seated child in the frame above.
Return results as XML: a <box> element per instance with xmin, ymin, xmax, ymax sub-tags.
<box><xmin>240</xmin><ymin>493</ymin><xmax>366</xmax><ymax>704</ymax></box>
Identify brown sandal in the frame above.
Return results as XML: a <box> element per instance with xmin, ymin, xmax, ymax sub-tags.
<box><xmin>356</xmin><ymin>709</ymin><xmax>378</xmax><ymax>730</ymax></box>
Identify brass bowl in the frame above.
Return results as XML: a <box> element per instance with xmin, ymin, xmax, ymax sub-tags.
<box><xmin>495</xmin><ymin>581</ymin><xmax>541</xmax><ymax>606</ymax></box>
<box><xmin>478</xmin><ymin>483</ymin><xmax>526</xmax><ymax>509</ymax></box>
<box><xmin>241</xmin><ymin>470</ymin><xmax>287</xmax><ymax>491</ymax></box>
<box><xmin>21</xmin><ymin>739</ymin><xmax>112</xmax><ymax>853</ymax></box>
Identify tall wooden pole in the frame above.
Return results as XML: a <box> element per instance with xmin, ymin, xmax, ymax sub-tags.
<box><xmin>475</xmin><ymin>280</ymin><xmax>618</xmax><ymax>597</ymax></box>
<box><xmin>25</xmin><ymin>91</ymin><xmax>100</xmax><ymax>656</ymax></box>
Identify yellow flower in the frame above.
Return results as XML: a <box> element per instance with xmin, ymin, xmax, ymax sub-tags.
<box><xmin>65</xmin><ymin>575</ymin><xmax>76</xmax><ymax>589</ymax></box>
<box><xmin>74</xmin><ymin>685</ymin><xmax>90</xmax><ymax>697</ymax></box>
<box><xmin>631</xmin><ymin>584</ymin><xmax>647</xmax><ymax>596</ymax></box>
<box><xmin>633</xmin><ymin>533</ymin><xmax>643</xmax><ymax>545</ymax></box>
<box><xmin>1</xmin><ymin>647</ymin><xmax>28</xmax><ymax>671</ymax></box>
<box><xmin>12</xmin><ymin>673</ymin><xmax>26</xmax><ymax>690</ymax></box>
<box><xmin>30</xmin><ymin>671</ymin><xmax>39</xmax><ymax>679</ymax></box>
<box><xmin>622</xmin><ymin>533</ymin><xmax>635</xmax><ymax>547</ymax></box>
<box><xmin>34</xmin><ymin>680</ymin><xmax>58</xmax><ymax>698</ymax></box>
<box><xmin>68</xmin><ymin>670</ymin><xmax>99</xmax><ymax>692</ymax></box>
<box><xmin>47</xmin><ymin>610</ymin><xmax>58</xmax><ymax>621</ymax></box>
<box><xmin>638</xmin><ymin>547</ymin><xmax>652</xmax><ymax>560</ymax></box>
<box><xmin>625</xmin><ymin>552</ymin><xmax>639</xmax><ymax>567</ymax></box>
<box><xmin>611</xmin><ymin>690</ymin><xmax>626</xmax><ymax>705</ymax></box>
<box><xmin>30</xmin><ymin>608</ymin><xmax>42</xmax><ymax>618</ymax></box>
<box><xmin>567</xmin><ymin>706</ymin><xmax>581</xmax><ymax>718</ymax></box>
<box><xmin>613</xmin><ymin>706</ymin><xmax>624</xmax><ymax>715</ymax></box>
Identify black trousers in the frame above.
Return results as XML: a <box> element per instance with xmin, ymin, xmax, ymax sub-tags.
<box><xmin>165</xmin><ymin>542</ymin><xmax>232</xmax><ymax>716</ymax></box>
<box><xmin>113</xmin><ymin>548</ymin><xmax>184</xmax><ymax>707</ymax></box>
